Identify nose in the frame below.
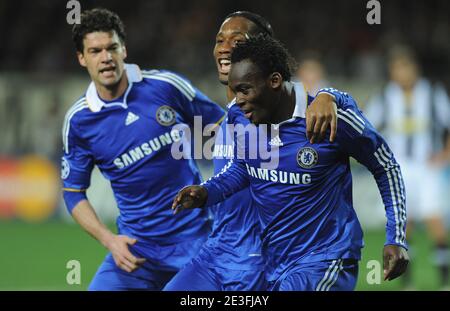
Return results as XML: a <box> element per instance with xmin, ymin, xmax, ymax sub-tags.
<box><xmin>218</xmin><ymin>39</ymin><xmax>233</xmax><ymax>55</ymax></box>
<box><xmin>100</xmin><ymin>49</ymin><xmax>113</xmax><ymax>63</ymax></box>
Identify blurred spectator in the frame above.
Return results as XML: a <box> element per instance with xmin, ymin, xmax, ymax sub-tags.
<box><xmin>296</xmin><ymin>52</ymin><xmax>328</xmax><ymax>95</ymax></box>
<box><xmin>366</xmin><ymin>46</ymin><xmax>450</xmax><ymax>290</ymax></box>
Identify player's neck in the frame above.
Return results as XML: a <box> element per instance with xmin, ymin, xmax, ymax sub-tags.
<box><xmin>95</xmin><ymin>74</ymin><xmax>129</xmax><ymax>101</ymax></box>
<box><xmin>271</xmin><ymin>82</ymin><xmax>296</xmax><ymax>124</ymax></box>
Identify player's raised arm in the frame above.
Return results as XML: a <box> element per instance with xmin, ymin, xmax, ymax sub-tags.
<box><xmin>335</xmin><ymin>92</ymin><xmax>409</xmax><ymax>281</ymax></box>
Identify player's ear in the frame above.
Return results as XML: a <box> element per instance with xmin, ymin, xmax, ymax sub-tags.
<box><xmin>269</xmin><ymin>72</ymin><xmax>282</xmax><ymax>89</ymax></box>
<box><xmin>122</xmin><ymin>45</ymin><xmax>127</xmax><ymax>60</ymax></box>
<box><xmin>77</xmin><ymin>51</ymin><xmax>87</xmax><ymax>68</ymax></box>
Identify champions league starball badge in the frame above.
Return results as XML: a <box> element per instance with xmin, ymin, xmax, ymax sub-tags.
<box><xmin>156</xmin><ymin>105</ymin><xmax>176</xmax><ymax>126</ymax></box>
<box><xmin>297</xmin><ymin>147</ymin><xmax>318</xmax><ymax>169</ymax></box>
<box><xmin>61</xmin><ymin>157</ymin><xmax>70</xmax><ymax>179</ymax></box>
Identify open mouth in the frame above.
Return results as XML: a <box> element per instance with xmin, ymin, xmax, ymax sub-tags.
<box><xmin>217</xmin><ymin>58</ymin><xmax>231</xmax><ymax>74</ymax></box>
<box><xmin>99</xmin><ymin>66</ymin><xmax>116</xmax><ymax>77</ymax></box>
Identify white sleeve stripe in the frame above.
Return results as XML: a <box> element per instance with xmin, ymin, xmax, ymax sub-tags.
<box><xmin>320</xmin><ymin>260</ymin><xmax>341</xmax><ymax>291</ymax></box>
<box><xmin>63</xmin><ymin>102</ymin><xmax>88</xmax><ymax>154</ymax></box>
<box><xmin>141</xmin><ymin>69</ymin><xmax>160</xmax><ymax>75</ymax></box>
<box><xmin>376</xmin><ymin>146</ymin><xmax>391</xmax><ymax>166</ymax></box>
<box><xmin>62</xmin><ymin>100</ymin><xmax>86</xmax><ymax>142</ymax></box>
<box><xmin>395</xmin><ymin>166</ymin><xmax>408</xmax><ymax>235</ymax></box>
<box><xmin>143</xmin><ymin>75</ymin><xmax>194</xmax><ymax>101</ymax></box>
<box><xmin>72</xmin><ymin>97</ymin><xmax>87</xmax><ymax>107</ymax></box>
<box><xmin>374</xmin><ymin>150</ymin><xmax>401</xmax><ymax>244</ymax></box>
<box><xmin>143</xmin><ymin>71</ymin><xmax>196</xmax><ymax>98</ymax></box>
<box><xmin>201</xmin><ymin>159</ymin><xmax>233</xmax><ymax>185</ymax></box>
<box><xmin>392</xmin><ymin>166</ymin><xmax>407</xmax><ymax>242</ymax></box>
<box><xmin>316</xmin><ymin>259</ymin><xmax>339</xmax><ymax>291</ymax></box>
<box><xmin>374</xmin><ymin>147</ymin><xmax>406</xmax><ymax>244</ymax></box>
<box><xmin>378</xmin><ymin>146</ymin><xmax>403</xmax><ymax>219</ymax></box>
<box><xmin>380</xmin><ymin>143</ymin><xmax>393</xmax><ymax>159</ymax></box>
<box><xmin>346</xmin><ymin>108</ymin><xmax>365</xmax><ymax>126</ymax></box>
<box><xmin>337</xmin><ymin>113</ymin><xmax>363</xmax><ymax>134</ymax></box>
<box><xmin>338</xmin><ymin>108</ymin><xmax>365</xmax><ymax>129</ymax></box>
<box><xmin>156</xmin><ymin>72</ymin><xmax>196</xmax><ymax>96</ymax></box>
<box><xmin>324</xmin><ymin>260</ymin><xmax>344</xmax><ymax>291</ymax></box>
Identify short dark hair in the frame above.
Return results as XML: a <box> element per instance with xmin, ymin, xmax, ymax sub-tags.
<box><xmin>231</xmin><ymin>34</ymin><xmax>293</xmax><ymax>81</ymax></box>
<box><xmin>225</xmin><ymin>11</ymin><xmax>274</xmax><ymax>37</ymax></box>
<box><xmin>72</xmin><ymin>8</ymin><xmax>126</xmax><ymax>53</ymax></box>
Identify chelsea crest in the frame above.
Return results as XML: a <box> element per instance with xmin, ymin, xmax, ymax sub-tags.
<box><xmin>156</xmin><ymin>105</ymin><xmax>176</xmax><ymax>126</ymax></box>
<box><xmin>297</xmin><ymin>147</ymin><xmax>318</xmax><ymax>169</ymax></box>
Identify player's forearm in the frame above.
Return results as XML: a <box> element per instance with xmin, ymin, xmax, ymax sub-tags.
<box><xmin>201</xmin><ymin>160</ymin><xmax>249</xmax><ymax>206</ymax></box>
<box><xmin>71</xmin><ymin>199</ymin><xmax>115</xmax><ymax>249</ymax></box>
<box><xmin>371</xmin><ymin>161</ymin><xmax>408</xmax><ymax>248</ymax></box>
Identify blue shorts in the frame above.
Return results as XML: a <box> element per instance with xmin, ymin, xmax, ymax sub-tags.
<box><xmin>163</xmin><ymin>256</ymin><xmax>267</xmax><ymax>291</ymax></box>
<box><xmin>89</xmin><ymin>235</ymin><xmax>206</xmax><ymax>291</ymax></box>
<box><xmin>268</xmin><ymin>259</ymin><xmax>359</xmax><ymax>291</ymax></box>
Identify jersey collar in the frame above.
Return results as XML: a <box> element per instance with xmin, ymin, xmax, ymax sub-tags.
<box><xmin>85</xmin><ymin>63</ymin><xmax>143</xmax><ymax>112</ymax></box>
<box><xmin>273</xmin><ymin>82</ymin><xmax>308</xmax><ymax>128</ymax></box>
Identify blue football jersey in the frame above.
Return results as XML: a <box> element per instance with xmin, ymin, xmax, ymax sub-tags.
<box><xmin>62</xmin><ymin>64</ymin><xmax>225</xmax><ymax>244</ymax></box>
<box><xmin>200</xmin><ymin>101</ymin><xmax>264</xmax><ymax>270</ymax></box>
<box><xmin>202</xmin><ymin>83</ymin><xmax>407</xmax><ymax>281</ymax></box>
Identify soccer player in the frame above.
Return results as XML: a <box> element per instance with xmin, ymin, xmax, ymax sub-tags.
<box><xmin>173</xmin><ymin>35</ymin><xmax>409</xmax><ymax>291</ymax></box>
<box><xmin>62</xmin><ymin>8</ymin><xmax>226</xmax><ymax>290</ymax></box>
<box><xmin>366</xmin><ymin>46</ymin><xmax>450</xmax><ymax>289</ymax></box>
<box><xmin>164</xmin><ymin>11</ymin><xmax>341</xmax><ymax>291</ymax></box>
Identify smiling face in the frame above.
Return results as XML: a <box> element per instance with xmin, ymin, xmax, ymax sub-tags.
<box><xmin>77</xmin><ymin>31</ymin><xmax>127</xmax><ymax>91</ymax></box>
<box><xmin>229</xmin><ymin>59</ymin><xmax>282</xmax><ymax>125</ymax></box>
<box><xmin>213</xmin><ymin>17</ymin><xmax>254</xmax><ymax>85</ymax></box>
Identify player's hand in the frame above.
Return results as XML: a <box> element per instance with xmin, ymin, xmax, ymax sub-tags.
<box><xmin>172</xmin><ymin>185</ymin><xmax>208</xmax><ymax>215</ymax></box>
<box><xmin>306</xmin><ymin>92</ymin><xmax>338</xmax><ymax>144</ymax></box>
<box><xmin>383</xmin><ymin>245</ymin><xmax>409</xmax><ymax>281</ymax></box>
<box><xmin>106</xmin><ymin>234</ymin><xmax>146</xmax><ymax>273</ymax></box>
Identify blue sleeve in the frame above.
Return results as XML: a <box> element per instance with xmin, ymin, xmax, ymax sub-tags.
<box><xmin>335</xmin><ymin>93</ymin><xmax>408</xmax><ymax>250</ymax></box>
<box><xmin>316</xmin><ymin>87</ymin><xmax>355</xmax><ymax>110</ymax></box>
<box><xmin>61</xmin><ymin>115</ymin><xmax>94</xmax><ymax>214</ymax></box>
<box><xmin>201</xmin><ymin>103</ymin><xmax>251</xmax><ymax>206</ymax></box>
<box><xmin>201</xmin><ymin>159</ymin><xmax>250</xmax><ymax>207</ymax></box>
<box><xmin>159</xmin><ymin>70</ymin><xmax>226</xmax><ymax>128</ymax></box>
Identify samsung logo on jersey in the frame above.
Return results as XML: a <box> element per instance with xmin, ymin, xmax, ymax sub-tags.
<box><xmin>212</xmin><ymin>144</ymin><xmax>234</xmax><ymax>159</ymax></box>
<box><xmin>245</xmin><ymin>164</ymin><xmax>311</xmax><ymax>185</ymax></box>
<box><xmin>114</xmin><ymin>129</ymin><xmax>181</xmax><ymax>169</ymax></box>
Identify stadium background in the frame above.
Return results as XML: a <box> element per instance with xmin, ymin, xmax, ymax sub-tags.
<box><xmin>0</xmin><ymin>0</ymin><xmax>449</xmax><ymax>290</ymax></box>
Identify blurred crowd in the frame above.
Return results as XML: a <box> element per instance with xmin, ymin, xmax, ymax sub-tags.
<box><xmin>0</xmin><ymin>0</ymin><xmax>449</xmax><ymax>82</ymax></box>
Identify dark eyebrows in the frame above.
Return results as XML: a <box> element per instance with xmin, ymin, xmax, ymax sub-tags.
<box><xmin>105</xmin><ymin>43</ymin><xmax>119</xmax><ymax>51</ymax></box>
<box><xmin>216</xmin><ymin>31</ymin><xmax>247</xmax><ymax>38</ymax></box>
<box><xmin>87</xmin><ymin>43</ymin><xmax>119</xmax><ymax>53</ymax></box>
<box><xmin>87</xmin><ymin>47</ymin><xmax>101</xmax><ymax>53</ymax></box>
